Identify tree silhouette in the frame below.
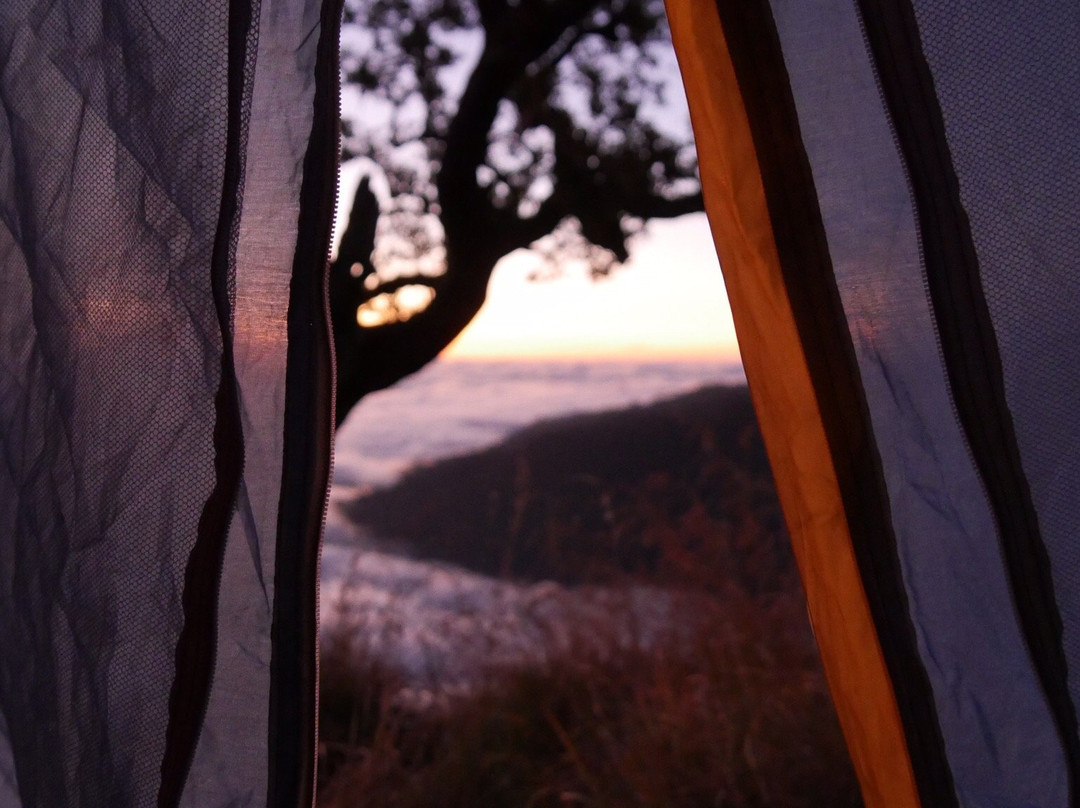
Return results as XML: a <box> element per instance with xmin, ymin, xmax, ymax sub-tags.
<box><xmin>331</xmin><ymin>0</ymin><xmax>703</xmax><ymax>423</ymax></box>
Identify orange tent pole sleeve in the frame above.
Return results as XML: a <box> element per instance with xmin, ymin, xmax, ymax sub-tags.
<box><xmin>664</xmin><ymin>2</ymin><xmax>921</xmax><ymax>806</ymax></box>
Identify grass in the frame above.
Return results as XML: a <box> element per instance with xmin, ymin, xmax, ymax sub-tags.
<box><xmin>318</xmin><ymin>587</ymin><xmax>862</xmax><ymax>808</ymax></box>
<box><xmin>321</xmin><ymin>385</ymin><xmax>863</xmax><ymax>806</ymax></box>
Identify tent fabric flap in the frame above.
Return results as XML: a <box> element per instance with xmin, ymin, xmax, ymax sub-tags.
<box><xmin>664</xmin><ymin>2</ymin><xmax>921</xmax><ymax>806</ymax></box>
<box><xmin>668</xmin><ymin>0</ymin><xmax>1080</xmax><ymax>807</ymax></box>
<box><xmin>0</xmin><ymin>0</ymin><xmax>337</xmax><ymax>806</ymax></box>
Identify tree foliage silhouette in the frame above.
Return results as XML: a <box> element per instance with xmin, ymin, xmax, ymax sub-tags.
<box><xmin>331</xmin><ymin>0</ymin><xmax>703</xmax><ymax>423</ymax></box>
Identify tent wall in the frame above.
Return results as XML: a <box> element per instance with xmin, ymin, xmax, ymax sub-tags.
<box><xmin>899</xmin><ymin>0</ymin><xmax>1080</xmax><ymax>776</ymax></box>
<box><xmin>664</xmin><ymin>3</ymin><xmax>920</xmax><ymax>805</ymax></box>
<box><xmin>0</xmin><ymin>0</ymin><xmax>337</xmax><ymax>805</ymax></box>
<box><xmin>667</xmin><ymin>1</ymin><xmax>1079</xmax><ymax>806</ymax></box>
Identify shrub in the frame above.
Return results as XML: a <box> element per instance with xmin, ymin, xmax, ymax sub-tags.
<box><xmin>317</xmin><ymin>588</ymin><xmax>862</xmax><ymax>808</ymax></box>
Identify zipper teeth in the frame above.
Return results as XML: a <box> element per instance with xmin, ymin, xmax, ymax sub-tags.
<box><xmin>312</xmin><ymin>1</ymin><xmax>344</xmax><ymax>803</ymax></box>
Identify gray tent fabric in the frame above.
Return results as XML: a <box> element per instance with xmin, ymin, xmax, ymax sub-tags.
<box><xmin>910</xmin><ymin>0</ymin><xmax>1080</xmax><ymax>731</ymax></box>
<box><xmin>676</xmin><ymin>0</ymin><xmax>1080</xmax><ymax>806</ymax></box>
<box><xmin>769</xmin><ymin>1</ymin><xmax>1069</xmax><ymax>804</ymax></box>
<box><xmin>0</xmin><ymin>0</ymin><xmax>336</xmax><ymax>805</ymax></box>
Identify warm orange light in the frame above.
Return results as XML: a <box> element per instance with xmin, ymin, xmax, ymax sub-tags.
<box><xmin>441</xmin><ymin>213</ymin><xmax>740</xmax><ymax>363</ymax></box>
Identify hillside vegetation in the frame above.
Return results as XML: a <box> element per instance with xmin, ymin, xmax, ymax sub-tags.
<box><xmin>323</xmin><ymin>385</ymin><xmax>863</xmax><ymax>807</ymax></box>
<box><xmin>345</xmin><ymin>385</ymin><xmax>794</xmax><ymax>596</ymax></box>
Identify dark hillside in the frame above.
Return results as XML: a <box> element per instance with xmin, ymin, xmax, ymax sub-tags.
<box><xmin>345</xmin><ymin>384</ymin><xmax>794</xmax><ymax>595</ymax></box>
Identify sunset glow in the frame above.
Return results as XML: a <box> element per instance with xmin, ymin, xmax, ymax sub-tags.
<box><xmin>442</xmin><ymin>213</ymin><xmax>740</xmax><ymax>362</ymax></box>
<box><xmin>332</xmin><ymin>160</ymin><xmax>741</xmax><ymax>365</ymax></box>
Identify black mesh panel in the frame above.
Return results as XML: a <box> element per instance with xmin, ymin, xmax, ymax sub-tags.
<box><xmin>0</xmin><ymin>2</ymin><xmax>230</xmax><ymax>805</ymax></box>
<box><xmin>910</xmin><ymin>0</ymin><xmax>1080</xmax><ymax>732</ymax></box>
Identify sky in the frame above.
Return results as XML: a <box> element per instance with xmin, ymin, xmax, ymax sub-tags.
<box><xmin>335</xmin><ymin>163</ymin><xmax>741</xmax><ymax>363</ymax></box>
<box><xmin>442</xmin><ymin>213</ymin><xmax>738</xmax><ymax>361</ymax></box>
<box><xmin>335</xmin><ymin>12</ymin><xmax>741</xmax><ymax>364</ymax></box>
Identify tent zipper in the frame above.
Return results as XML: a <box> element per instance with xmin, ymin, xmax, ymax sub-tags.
<box><xmin>311</xmin><ymin>0</ymin><xmax>344</xmax><ymax>801</ymax></box>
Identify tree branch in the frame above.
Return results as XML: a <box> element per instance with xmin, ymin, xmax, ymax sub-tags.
<box><xmin>489</xmin><ymin>194</ymin><xmax>567</xmax><ymax>255</ymax></box>
<box><xmin>335</xmin><ymin>248</ymin><xmax>498</xmax><ymax>422</ymax></box>
<box><xmin>622</xmin><ymin>190</ymin><xmax>704</xmax><ymax>221</ymax></box>
<box><xmin>438</xmin><ymin>0</ymin><xmax>604</xmax><ymax>214</ymax></box>
<box><xmin>333</xmin><ymin>0</ymin><xmax>699</xmax><ymax>421</ymax></box>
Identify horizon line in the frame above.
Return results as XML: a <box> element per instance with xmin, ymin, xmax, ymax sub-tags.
<box><xmin>438</xmin><ymin>348</ymin><xmax>744</xmax><ymax>364</ymax></box>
